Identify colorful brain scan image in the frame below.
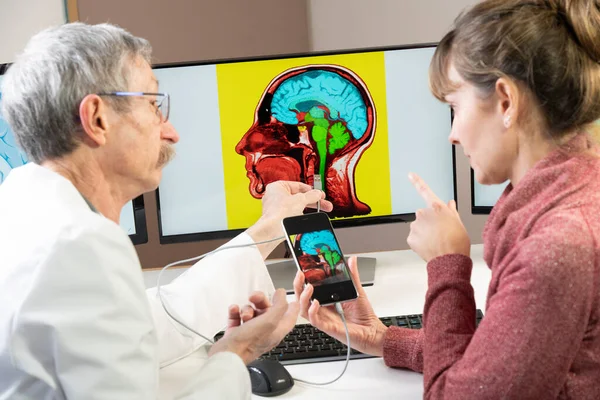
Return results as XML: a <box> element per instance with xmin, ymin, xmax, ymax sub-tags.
<box><xmin>236</xmin><ymin>65</ymin><xmax>376</xmax><ymax>218</ymax></box>
<box><xmin>290</xmin><ymin>229</ymin><xmax>350</xmax><ymax>287</ymax></box>
<box><xmin>0</xmin><ymin>93</ymin><xmax>28</xmax><ymax>185</ymax></box>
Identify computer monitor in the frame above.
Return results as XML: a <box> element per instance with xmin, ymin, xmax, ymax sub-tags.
<box><xmin>0</xmin><ymin>65</ymin><xmax>148</xmax><ymax>244</ymax></box>
<box><xmin>154</xmin><ymin>44</ymin><xmax>457</xmax><ymax>245</ymax></box>
<box><xmin>471</xmin><ymin>169</ymin><xmax>509</xmax><ymax>214</ymax></box>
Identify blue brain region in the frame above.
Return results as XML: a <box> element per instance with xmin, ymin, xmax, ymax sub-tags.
<box><xmin>0</xmin><ymin>95</ymin><xmax>28</xmax><ymax>184</ymax></box>
<box><xmin>299</xmin><ymin>229</ymin><xmax>341</xmax><ymax>256</ymax></box>
<box><xmin>271</xmin><ymin>70</ymin><xmax>368</xmax><ymax>140</ymax></box>
<box><xmin>296</xmin><ymin>229</ymin><xmax>349</xmax><ymax>284</ymax></box>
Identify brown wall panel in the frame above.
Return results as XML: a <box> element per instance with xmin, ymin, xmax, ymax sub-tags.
<box><xmin>77</xmin><ymin>0</ymin><xmax>311</xmax><ymax>64</ymax></box>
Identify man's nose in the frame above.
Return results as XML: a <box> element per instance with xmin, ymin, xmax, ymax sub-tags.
<box><xmin>161</xmin><ymin>121</ymin><xmax>180</xmax><ymax>144</ymax></box>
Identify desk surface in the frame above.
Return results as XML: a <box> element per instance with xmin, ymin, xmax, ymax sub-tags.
<box><xmin>155</xmin><ymin>244</ymin><xmax>491</xmax><ymax>399</ymax></box>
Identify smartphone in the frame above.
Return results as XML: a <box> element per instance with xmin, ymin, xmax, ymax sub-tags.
<box><xmin>282</xmin><ymin>212</ymin><xmax>358</xmax><ymax>305</ymax></box>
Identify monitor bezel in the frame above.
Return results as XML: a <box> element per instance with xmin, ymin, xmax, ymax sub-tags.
<box><xmin>470</xmin><ymin>168</ymin><xmax>493</xmax><ymax>215</ymax></box>
<box><xmin>128</xmin><ymin>195</ymin><xmax>149</xmax><ymax>245</ymax></box>
<box><xmin>153</xmin><ymin>43</ymin><xmax>458</xmax><ymax>245</ymax></box>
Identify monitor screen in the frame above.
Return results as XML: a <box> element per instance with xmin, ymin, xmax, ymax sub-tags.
<box><xmin>0</xmin><ymin>67</ymin><xmax>147</xmax><ymax>244</ymax></box>
<box><xmin>154</xmin><ymin>44</ymin><xmax>456</xmax><ymax>244</ymax></box>
<box><xmin>471</xmin><ymin>169</ymin><xmax>509</xmax><ymax>214</ymax></box>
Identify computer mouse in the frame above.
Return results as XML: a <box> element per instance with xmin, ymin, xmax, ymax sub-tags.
<box><xmin>247</xmin><ymin>359</ymin><xmax>294</xmax><ymax>397</ymax></box>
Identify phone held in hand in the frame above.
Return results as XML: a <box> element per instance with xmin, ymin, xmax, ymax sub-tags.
<box><xmin>282</xmin><ymin>212</ymin><xmax>358</xmax><ymax>306</ymax></box>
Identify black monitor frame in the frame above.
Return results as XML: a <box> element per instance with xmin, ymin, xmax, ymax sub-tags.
<box><xmin>470</xmin><ymin>168</ymin><xmax>493</xmax><ymax>215</ymax></box>
<box><xmin>153</xmin><ymin>43</ymin><xmax>458</xmax><ymax>245</ymax></box>
<box><xmin>1</xmin><ymin>62</ymin><xmax>149</xmax><ymax>243</ymax></box>
<box><xmin>129</xmin><ymin>195</ymin><xmax>148</xmax><ymax>245</ymax></box>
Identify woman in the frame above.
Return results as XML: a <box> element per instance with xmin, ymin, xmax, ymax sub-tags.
<box><xmin>294</xmin><ymin>0</ymin><xmax>600</xmax><ymax>398</ymax></box>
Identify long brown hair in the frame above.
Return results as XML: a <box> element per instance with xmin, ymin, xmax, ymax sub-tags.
<box><xmin>430</xmin><ymin>0</ymin><xmax>600</xmax><ymax>140</ymax></box>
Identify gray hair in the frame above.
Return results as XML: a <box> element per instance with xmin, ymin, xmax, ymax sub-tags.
<box><xmin>0</xmin><ymin>23</ymin><xmax>152</xmax><ymax>163</ymax></box>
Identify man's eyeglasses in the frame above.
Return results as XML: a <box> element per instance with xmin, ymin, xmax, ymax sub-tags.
<box><xmin>97</xmin><ymin>92</ymin><xmax>170</xmax><ymax>122</ymax></box>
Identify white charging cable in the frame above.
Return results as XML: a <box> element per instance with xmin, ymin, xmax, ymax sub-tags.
<box><xmin>156</xmin><ymin>236</ymin><xmax>285</xmax><ymax>347</ymax></box>
<box><xmin>156</xmin><ymin>236</ymin><xmax>353</xmax><ymax>385</ymax></box>
<box><xmin>292</xmin><ymin>302</ymin><xmax>352</xmax><ymax>386</ymax></box>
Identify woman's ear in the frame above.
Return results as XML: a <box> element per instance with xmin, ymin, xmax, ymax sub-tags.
<box><xmin>78</xmin><ymin>94</ymin><xmax>109</xmax><ymax>147</ymax></box>
<box><xmin>495</xmin><ymin>77</ymin><xmax>520</xmax><ymax>129</ymax></box>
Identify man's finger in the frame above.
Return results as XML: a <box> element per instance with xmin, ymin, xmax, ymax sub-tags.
<box><xmin>249</xmin><ymin>291</ymin><xmax>271</xmax><ymax>310</ymax></box>
<box><xmin>408</xmin><ymin>172</ymin><xmax>444</xmax><ymax>208</ymax></box>
<box><xmin>306</xmin><ymin>199</ymin><xmax>334</xmax><ymax>212</ymax></box>
<box><xmin>267</xmin><ymin>288</ymin><xmax>291</xmax><ymax>319</ymax></box>
<box><xmin>276</xmin><ymin>301</ymin><xmax>301</xmax><ymax>333</ymax></box>
<box><xmin>268</xmin><ymin>180</ymin><xmax>313</xmax><ymax>195</ymax></box>
<box><xmin>240</xmin><ymin>304</ymin><xmax>255</xmax><ymax>323</ymax></box>
<box><xmin>302</xmin><ymin>190</ymin><xmax>334</xmax><ymax>212</ymax></box>
<box><xmin>301</xmin><ymin>189</ymin><xmax>324</xmax><ymax>204</ymax></box>
<box><xmin>227</xmin><ymin>304</ymin><xmax>241</xmax><ymax>329</ymax></box>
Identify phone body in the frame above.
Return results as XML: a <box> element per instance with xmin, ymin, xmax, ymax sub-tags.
<box><xmin>282</xmin><ymin>212</ymin><xmax>358</xmax><ymax>306</ymax></box>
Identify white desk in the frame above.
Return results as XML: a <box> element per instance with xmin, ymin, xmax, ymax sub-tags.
<box><xmin>153</xmin><ymin>244</ymin><xmax>491</xmax><ymax>399</ymax></box>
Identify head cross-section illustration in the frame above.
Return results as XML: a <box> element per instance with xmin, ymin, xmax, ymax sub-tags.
<box><xmin>235</xmin><ymin>65</ymin><xmax>376</xmax><ymax>218</ymax></box>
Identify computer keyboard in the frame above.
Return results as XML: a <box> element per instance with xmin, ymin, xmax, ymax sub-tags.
<box><xmin>214</xmin><ymin>309</ymin><xmax>484</xmax><ymax>366</ymax></box>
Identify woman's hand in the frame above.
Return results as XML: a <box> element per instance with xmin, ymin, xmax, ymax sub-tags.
<box><xmin>407</xmin><ymin>173</ymin><xmax>470</xmax><ymax>262</ymax></box>
<box><xmin>293</xmin><ymin>257</ymin><xmax>387</xmax><ymax>356</ymax></box>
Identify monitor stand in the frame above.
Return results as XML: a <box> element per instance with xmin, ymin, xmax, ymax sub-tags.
<box><xmin>266</xmin><ymin>256</ymin><xmax>377</xmax><ymax>294</ymax></box>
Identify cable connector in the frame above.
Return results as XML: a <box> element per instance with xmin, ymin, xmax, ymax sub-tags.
<box><xmin>313</xmin><ymin>174</ymin><xmax>322</xmax><ymax>212</ymax></box>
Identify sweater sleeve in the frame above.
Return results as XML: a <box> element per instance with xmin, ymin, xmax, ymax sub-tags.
<box><xmin>383</xmin><ymin>326</ymin><xmax>424</xmax><ymax>372</ymax></box>
<box><xmin>422</xmin><ymin>232</ymin><xmax>595</xmax><ymax>399</ymax></box>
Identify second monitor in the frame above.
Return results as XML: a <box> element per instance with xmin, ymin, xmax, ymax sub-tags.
<box><xmin>155</xmin><ymin>44</ymin><xmax>456</xmax><ymax>245</ymax></box>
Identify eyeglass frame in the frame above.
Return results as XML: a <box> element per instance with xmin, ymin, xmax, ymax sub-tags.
<box><xmin>96</xmin><ymin>92</ymin><xmax>170</xmax><ymax>123</ymax></box>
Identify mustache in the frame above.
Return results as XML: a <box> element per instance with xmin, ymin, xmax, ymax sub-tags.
<box><xmin>157</xmin><ymin>143</ymin><xmax>176</xmax><ymax>167</ymax></box>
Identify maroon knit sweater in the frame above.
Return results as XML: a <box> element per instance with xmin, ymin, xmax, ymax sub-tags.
<box><xmin>383</xmin><ymin>134</ymin><xmax>600</xmax><ymax>399</ymax></box>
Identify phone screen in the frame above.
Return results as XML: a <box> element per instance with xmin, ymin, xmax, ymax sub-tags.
<box><xmin>288</xmin><ymin>229</ymin><xmax>351</xmax><ymax>287</ymax></box>
<box><xmin>283</xmin><ymin>212</ymin><xmax>358</xmax><ymax>305</ymax></box>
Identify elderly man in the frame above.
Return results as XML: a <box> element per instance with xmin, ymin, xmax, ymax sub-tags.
<box><xmin>0</xmin><ymin>23</ymin><xmax>332</xmax><ymax>399</ymax></box>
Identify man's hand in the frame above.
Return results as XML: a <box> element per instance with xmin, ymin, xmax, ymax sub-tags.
<box><xmin>208</xmin><ymin>289</ymin><xmax>300</xmax><ymax>365</ymax></box>
<box><xmin>260</xmin><ymin>180</ymin><xmax>333</xmax><ymax>227</ymax></box>
<box><xmin>246</xmin><ymin>181</ymin><xmax>333</xmax><ymax>258</ymax></box>
<box><xmin>222</xmin><ymin>291</ymin><xmax>271</xmax><ymax>335</ymax></box>
<box><xmin>406</xmin><ymin>172</ymin><xmax>470</xmax><ymax>262</ymax></box>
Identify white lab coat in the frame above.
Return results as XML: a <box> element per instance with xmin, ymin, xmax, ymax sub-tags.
<box><xmin>0</xmin><ymin>163</ymin><xmax>275</xmax><ymax>399</ymax></box>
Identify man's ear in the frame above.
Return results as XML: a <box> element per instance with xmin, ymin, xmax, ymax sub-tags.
<box><xmin>494</xmin><ymin>77</ymin><xmax>520</xmax><ymax>127</ymax></box>
<box><xmin>78</xmin><ymin>94</ymin><xmax>109</xmax><ymax>147</ymax></box>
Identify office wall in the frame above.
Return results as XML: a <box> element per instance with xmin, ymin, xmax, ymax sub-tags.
<box><xmin>76</xmin><ymin>0</ymin><xmax>311</xmax><ymax>64</ymax></box>
<box><xmin>0</xmin><ymin>0</ymin><xmax>65</xmax><ymax>63</ymax></box>
<box><xmin>73</xmin><ymin>0</ymin><xmax>488</xmax><ymax>268</ymax></box>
